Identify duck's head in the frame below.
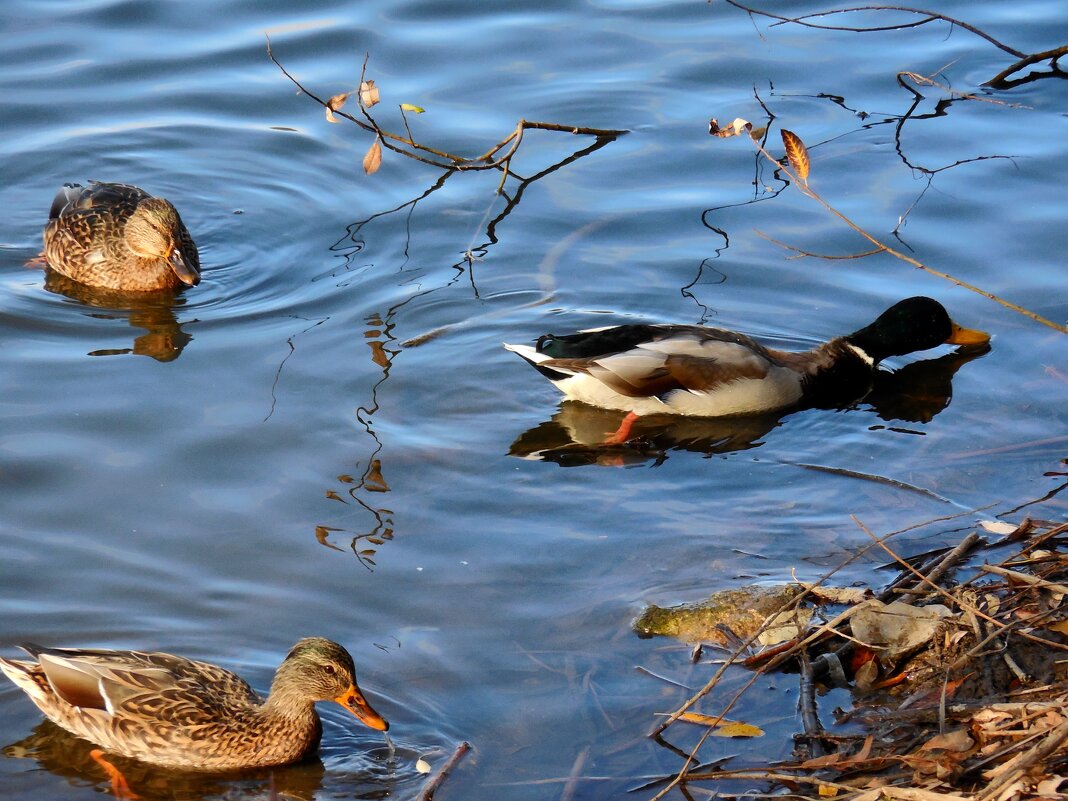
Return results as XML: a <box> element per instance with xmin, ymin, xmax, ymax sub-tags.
<box><xmin>124</xmin><ymin>198</ymin><xmax>201</xmax><ymax>286</ymax></box>
<box><xmin>271</xmin><ymin>637</ymin><xmax>389</xmax><ymax>731</ymax></box>
<box><xmin>846</xmin><ymin>297</ymin><xmax>990</xmax><ymax>364</ymax></box>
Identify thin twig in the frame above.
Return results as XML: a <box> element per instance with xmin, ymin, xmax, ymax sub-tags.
<box><xmin>749</xmin><ymin>135</ymin><xmax>1067</xmax><ymax>333</ymax></box>
<box><xmin>721</xmin><ymin>2</ymin><xmax>1027</xmax><ymax>58</ymax></box>
<box><xmin>981</xmin><ymin>563</ymin><xmax>1068</xmax><ymax>596</ymax></box>
<box><xmin>267</xmin><ymin>40</ymin><xmax>627</xmax><ymax>173</ymax></box>
<box><xmin>417</xmin><ymin>741</ymin><xmax>472</xmax><ymax>801</ymax></box>
<box><xmin>976</xmin><ymin>718</ymin><xmax>1068</xmax><ymax>801</ymax></box>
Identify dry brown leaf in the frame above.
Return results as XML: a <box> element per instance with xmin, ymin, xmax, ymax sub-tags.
<box><xmin>363</xmin><ymin>138</ymin><xmax>383</xmax><ymax>175</ymax></box>
<box><xmin>757</xmin><ymin>608</ymin><xmax>812</xmax><ymax>645</ymax></box>
<box><xmin>851</xmin><ymin>600</ymin><xmax>953</xmax><ymax>661</ymax></box>
<box><xmin>1042</xmin><ymin>709</ymin><xmax>1066</xmax><ymax>727</ymax></box>
<box><xmin>992</xmin><ymin>780</ymin><xmax>1025</xmax><ymax>801</ymax></box>
<box><xmin>972</xmin><ymin>709</ymin><xmax>1014</xmax><ymax>725</ymax></box>
<box><xmin>1036</xmin><ymin>776</ymin><xmax>1067</xmax><ymax>796</ymax></box>
<box><xmin>325</xmin><ymin>91</ymin><xmax>350</xmax><ymax>123</ymax></box>
<box><xmin>878</xmin><ymin>789</ymin><xmax>970</xmax><ymax>801</ymax></box>
<box><xmin>799</xmin><ymin>752</ymin><xmax>844</xmax><ymax>768</ymax></box>
<box><xmin>984</xmin><ymin>593</ymin><xmax>1001</xmax><ymax>616</ymax></box>
<box><xmin>360</xmin><ymin>79</ymin><xmax>380</xmax><ymax>107</ymax></box>
<box><xmin>980</xmin><ymin>520</ymin><xmax>1019</xmax><ymax>536</ymax></box>
<box><xmin>920</xmin><ymin>728</ymin><xmax>974</xmax><ymax>753</ymax></box>
<box><xmin>855</xmin><ymin>657</ymin><xmax>880</xmax><ymax>691</ymax></box>
<box><xmin>781</xmin><ymin>128</ymin><xmax>810</xmax><ymax>182</ymax></box>
<box><xmin>709</xmin><ymin>117</ymin><xmax>752</xmax><ymax>138</ymax></box>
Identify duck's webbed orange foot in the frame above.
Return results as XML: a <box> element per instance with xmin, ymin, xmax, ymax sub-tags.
<box><xmin>90</xmin><ymin>749</ymin><xmax>139</xmax><ymax>800</ymax></box>
<box><xmin>603</xmin><ymin>411</ymin><xmax>640</xmax><ymax>445</ymax></box>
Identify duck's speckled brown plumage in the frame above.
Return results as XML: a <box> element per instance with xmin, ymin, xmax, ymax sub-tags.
<box><xmin>43</xmin><ymin>182</ymin><xmax>201</xmax><ymax>292</ymax></box>
<box><xmin>0</xmin><ymin>638</ymin><xmax>388</xmax><ymax>771</ymax></box>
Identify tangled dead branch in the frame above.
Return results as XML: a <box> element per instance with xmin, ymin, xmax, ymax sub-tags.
<box><xmin>718</xmin><ymin>2</ymin><xmax>1068</xmax><ymax>89</ymax></box>
<box><xmin>266</xmin><ymin>39</ymin><xmax>627</xmax><ymax>189</ymax></box>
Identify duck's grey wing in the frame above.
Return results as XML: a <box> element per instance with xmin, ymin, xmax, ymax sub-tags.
<box><xmin>542</xmin><ymin>330</ymin><xmax>776</xmax><ymax>399</ymax></box>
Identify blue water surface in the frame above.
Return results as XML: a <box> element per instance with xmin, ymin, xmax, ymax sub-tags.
<box><xmin>1</xmin><ymin>0</ymin><xmax>1065</xmax><ymax>798</ymax></box>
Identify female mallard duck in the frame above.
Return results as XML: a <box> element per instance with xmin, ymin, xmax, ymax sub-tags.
<box><xmin>0</xmin><ymin>638</ymin><xmax>388</xmax><ymax>771</ymax></box>
<box><xmin>505</xmin><ymin>297</ymin><xmax>989</xmax><ymax>428</ymax></box>
<box><xmin>42</xmin><ymin>182</ymin><xmax>200</xmax><ymax>292</ymax></box>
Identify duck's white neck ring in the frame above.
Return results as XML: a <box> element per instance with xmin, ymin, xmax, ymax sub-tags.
<box><xmin>846</xmin><ymin>343</ymin><xmax>875</xmax><ymax>366</ymax></box>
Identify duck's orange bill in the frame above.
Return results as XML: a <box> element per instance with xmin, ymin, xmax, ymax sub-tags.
<box><xmin>946</xmin><ymin>322</ymin><xmax>990</xmax><ymax>346</ymax></box>
<box><xmin>335</xmin><ymin>684</ymin><xmax>389</xmax><ymax>732</ymax></box>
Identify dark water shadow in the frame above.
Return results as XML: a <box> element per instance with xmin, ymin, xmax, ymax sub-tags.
<box><xmin>2</xmin><ymin>720</ymin><xmax>403</xmax><ymax>800</ymax></box>
<box><xmin>867</xmin><ymin>345</ymin><xmax>990</xmax><ymax>424</ymax></box>
<box><xmin>509</xmin><ymin>346</ymin><xmax>990</xmax><ymax>466</ymax></box>
<box><xmin>44</xmin><ymin>271</ymin><xmax>195</xmax><ymax>363</ymax></box>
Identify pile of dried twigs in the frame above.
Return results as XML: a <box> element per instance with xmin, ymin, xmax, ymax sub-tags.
<box><xmin>648</xmin><ymin>518</ymin><xmax>1068</xmax><ymax>801</ymax></box>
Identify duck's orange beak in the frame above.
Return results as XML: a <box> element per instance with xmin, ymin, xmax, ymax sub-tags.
<box><xmin>335</xmin><ymin>683</ymin><xmax>389</xmax><ymax>731</ymax></box>
<box><xmin>169</xmin><ymin>247</ymin><xmax>201</xmax><ymax>287</ymax></box>
<box><xmin>945</xmin><ymin>321</ymin><xmax>990</xmax><ymax>346</ymax></box>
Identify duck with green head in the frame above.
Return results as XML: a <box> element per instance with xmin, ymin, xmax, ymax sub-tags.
<box><xmin>504</xmin><ymin>297</ymin><xmax>990</xmax><ymax>438</ymax></box>
<box><xmin>42</xmin><ymin>182</ymin><xmax>201</xmax><ymax>292</ymax></box>
<box><xmin>0</xmin><ymin>637</ymin><xmax>388</xmax><ymax>771</ymax></box>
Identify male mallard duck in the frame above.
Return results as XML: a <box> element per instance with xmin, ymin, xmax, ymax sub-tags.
<box><xmin>0</xmin><ymin>638</ymin><xmax>388</xmax><ymax>771</ymax></box>
<box><xmin>504</xmin><ymin>297</ymin><xmax>989</xmax><ymax>429</ymax></box>
<box><xmin>42</xmin><ymin>182</ymin><xmax>200</xmax><ymax>292</ymax></box>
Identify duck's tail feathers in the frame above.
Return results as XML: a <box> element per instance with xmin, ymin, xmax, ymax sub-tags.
<box><xmin>503</xmin><ymin>343</ymin><xmax>575</xmax><ymax>382</ymax></box>
<box><xmin>49</xmin><ymin>184</ymin><xmax>84</xmax><ymax>220</ymax></box>
<box><xmin>0</xmin><ymin>655</ymin><xmax>50</xmax><ymax>704</ymax></box>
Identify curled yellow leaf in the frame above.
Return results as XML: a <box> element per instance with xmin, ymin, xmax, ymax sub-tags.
<box><xmin>678</xmin><ymin>712</ymin><xmax>731</xmax><ymax>727</ymax></box>
<box><xmin>400</xmin><ymin>103</ymin><xmax>425</xmax><ymax>113</ymax></box>
<box><xmin>711</xmin><ymin>721</ymin><xmax>764</xmax><ymax>738</ymax></box>
<box><xmin>363</xmin><ymin>138</ymin><xmax>383</xmax><ymax>175</ymax></box>
<box><xmin>781</xmin><ymin>129</ymin><xmax>810</xmax><ymax>182</ymax></box>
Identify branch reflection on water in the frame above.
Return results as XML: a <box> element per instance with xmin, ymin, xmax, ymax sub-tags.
<box><xmin>316</xmin><ymin>312</ymin><xmax>399</xmax><ymax>569</ymax></box>
<box><xmin>43</xmin><ymin>271</ymin><xmax>194</xmax><ymax>363</ymax></box>
<box><xmin>313</xmin><ymin>132</ymin><xmax>623</xmax><ymax>563</ymax></box>
<box><xmin>509</xmin><ymin>346</ymin><xmax>989</xmax><ymax>467</ymax></box>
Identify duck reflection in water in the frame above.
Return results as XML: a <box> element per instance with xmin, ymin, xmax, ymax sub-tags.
<box><xmin>44</xmin><ymin>272</ymin><xmax>193</xmax><ymax>362</ymax></box>
<box><xmin>509</xmin><ymin>344</ymin><xmax>990</xmax><ymax>467</ymax></box>
<box><xmin>2</xmin><ymin>719</ymin><xmax>403</xmax><ymax>801</ymax></box>
<box><xmin>2</xmin><ymin>720</ymin><xmax>321</xmax><ymax>800</ymax></box>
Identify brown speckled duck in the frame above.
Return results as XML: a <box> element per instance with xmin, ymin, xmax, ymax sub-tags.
<box><xmin>42</xmin><ymin>182</ymin><xmax>200</xmax><ymax>292</ymax></box>
<box><xmin>0</xmin><ymin>638</ymin><xmax>388</xmax><ymax>770</ymax></box>
<box><xmin>505</xmin><ymin>297</ymin><xmax>989</xmax><ymax>436</ymax></box>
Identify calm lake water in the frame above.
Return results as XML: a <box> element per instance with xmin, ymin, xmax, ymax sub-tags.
<box><xmin>1</xmin><ymin>0</ymin><xmax>1065</xmax><ymax>798</ymax></box>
